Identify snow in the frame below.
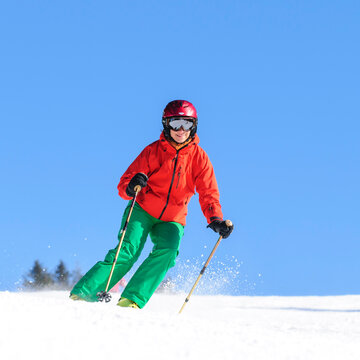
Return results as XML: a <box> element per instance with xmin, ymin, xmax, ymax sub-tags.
<box><xmin>1</xmin><ymin>291</ymin><xmax>360</xmax><ymax>360</ymax></box>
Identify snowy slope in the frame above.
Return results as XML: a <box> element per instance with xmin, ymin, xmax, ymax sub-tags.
<box><xmin>1</xmin><ymin>291</ymin><xmax>359</xmax><ymax>360</ymax></box>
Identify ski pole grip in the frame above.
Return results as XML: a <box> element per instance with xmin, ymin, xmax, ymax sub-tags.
<box><xmin>225</xmin><ymin>220</ymin><xmax>233</xmax><ymax>227</ymax></box>
<box><xmin>134</xmin><ymin>185</ymin><xmax>141</xmax><ymax>193</ymax></box>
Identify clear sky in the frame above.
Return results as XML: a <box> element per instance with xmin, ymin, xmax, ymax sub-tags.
<box><xmin>1</xmin><ymin>1</ymin><xmax>359</xmax><ymax>295</ymax></box>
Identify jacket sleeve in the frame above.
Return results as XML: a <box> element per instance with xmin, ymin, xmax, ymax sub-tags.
<box><xmin>194</xmin><ymin>150</ymin><xmax>223</xmax><ymax>224</ymax></box>
<box><xmin>117</xmin><ymin>146</ymin><xmax>151</xmax><ymax>200</ymax></box>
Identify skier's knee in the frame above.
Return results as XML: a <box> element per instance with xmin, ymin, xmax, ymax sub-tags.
<box><xmin>168</xmin><ymin>249</ymin><xmax>179</xmax><ymax>268</ymax></box>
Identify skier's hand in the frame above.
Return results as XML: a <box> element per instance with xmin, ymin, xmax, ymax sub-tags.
<box><xmin>207</xmin><ymin>220</ymin><xmax>234</xmax><ymax>239</ymax></box>
<box><xmin>126</xmin><ymin>173</ymin><xmax>148</xmax><ymax>197</ymax></box>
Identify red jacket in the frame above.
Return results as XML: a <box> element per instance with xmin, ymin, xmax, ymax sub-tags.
<box><xmin>117</xmin><ymin>133</ymin><xmax>223</xmax><ymax>226</ymax></box>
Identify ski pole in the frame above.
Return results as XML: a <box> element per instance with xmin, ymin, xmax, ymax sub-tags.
<box><xmin>97</xmin><ymin>185</ymin><xmax>141</xmax><ymax>303</ymax></box>
<box><xmin>178</xmin><ymin>220</ymin><xmax>233</xmax><ymax>314</ymax></box>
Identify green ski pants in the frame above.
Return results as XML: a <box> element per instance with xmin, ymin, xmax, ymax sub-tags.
<box><xmin>71</xmin><ymin>201</ymin><xmax>184</xmax><ymax>308</ymax></box>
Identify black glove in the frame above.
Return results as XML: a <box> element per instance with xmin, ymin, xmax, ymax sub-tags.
<box><xmin>126</xmin><ymin>173</ymin><xmax>148</xmax><ymax>197</ymax></box>
<box><xmin>207</xmin><ymin>220</ymin><xmax>234</xmax><ymax>239</ymax></box>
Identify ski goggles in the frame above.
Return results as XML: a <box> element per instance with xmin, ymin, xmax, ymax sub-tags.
<box><xmin>168</xmin><ymin>118</ymin><xmax>195</xmax><ymax>131</ymax></box>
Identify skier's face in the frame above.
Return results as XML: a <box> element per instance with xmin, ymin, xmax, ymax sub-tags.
<box><xmin>170</xmin><ymin>128</ymin><xmax>191</xmax><ymax>144</ymax></box>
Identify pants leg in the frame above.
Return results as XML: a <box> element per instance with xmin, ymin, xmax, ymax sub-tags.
<box><xmin>70</xmin><ymin>202</ymin><xmax>153</xmax><ymax>301</ymax></box>
<box><xmin>121</xmin><ymin>221</ymin><xmax>184</xmax><ymax>308</ymax></box>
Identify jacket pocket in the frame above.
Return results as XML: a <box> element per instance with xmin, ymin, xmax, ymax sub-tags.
<box><xmin>176</xmin><ymin>166</ymin><xmax>182</xmax><ymax>189</ymax></box>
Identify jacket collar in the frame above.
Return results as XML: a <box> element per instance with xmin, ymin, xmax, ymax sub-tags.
<box><xmin>159</xmin><ymin>132</ymin><xmax>199</xmax><ymax>154</ymax></box>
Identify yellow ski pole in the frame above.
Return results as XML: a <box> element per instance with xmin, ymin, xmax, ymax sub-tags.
<box><xmin>179</xmin><ymin>220</ymin><xmax>233</xmax><ymax>314</ymax></box>
<box><xmin>97</xmin><ymin>185</ymin><xmax>141</xmax><ymax>302</ymax></box>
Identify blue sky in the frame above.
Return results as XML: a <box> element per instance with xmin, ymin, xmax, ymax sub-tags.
<box><xmin>1</xmin><ymin>1</ymin><xmax>359</xmax><ymax>295</ymax></box>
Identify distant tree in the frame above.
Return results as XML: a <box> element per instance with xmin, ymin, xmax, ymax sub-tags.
<box><xmin>54</xmin><ymin>260</ymin><xmax>70</xmax><ymax>289</ymax></box>
<box><xmin>22</xmin><ymin>260</ymin><xmax>83</xmax><ymax>291</ymax></box>
<box><xmin>70</xmin><ymin>266</ymin><xmax>83</xmax><ymax>287</ymax></box>
<box><xmin>23</xmin><ymin>260</ymin><xmax>54</xmax><ymax>290</ymax></box>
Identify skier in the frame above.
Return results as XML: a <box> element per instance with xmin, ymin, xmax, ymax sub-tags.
<box><xmin>70</xmin><ymin>100</ymin><xmax>234</xmax><ymax>308</ymax></box>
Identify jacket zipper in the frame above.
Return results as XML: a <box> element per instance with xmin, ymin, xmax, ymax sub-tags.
<box><xmin>158</xmin><ymin>152</ymin><xmax>179</xmax><ymax>220</ymax></box>
<box><xmin>158</xmin><ymin>144</ymin><xmax>190</xmax><ymax>220</ymax></box>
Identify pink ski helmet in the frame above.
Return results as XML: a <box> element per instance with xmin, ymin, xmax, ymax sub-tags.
<box><xmin>162</xmin><ymin>100</ymin><xmax>198</xmax><ymax>138</ymax></box>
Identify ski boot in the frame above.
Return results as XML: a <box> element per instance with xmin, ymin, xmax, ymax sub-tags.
<box><xmin>69</xmin><ymin>293</ymin><xmax>85</xmax><ymax>301</ymax></box>
<box><xmin>117</xmin><ymin>297</ymin><xmax>139</xmax><ymax>309</ymax></box>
